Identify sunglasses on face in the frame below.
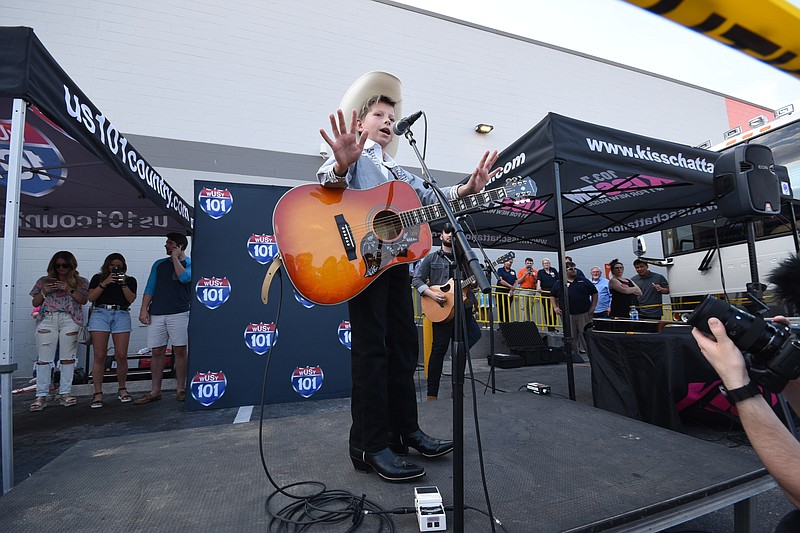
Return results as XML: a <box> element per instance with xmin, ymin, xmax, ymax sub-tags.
<box><xmin>567</xmin><ymin>267</ymin><xmax>576</xmax><ymax>271</ymax></box>
<box><xmin>55</xmin><ymin>263</ymin><xmax>71</xmax><ymax>269</ymax></box>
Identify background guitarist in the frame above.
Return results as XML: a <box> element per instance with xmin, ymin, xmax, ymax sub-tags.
<box><xmin>317</xmin><ymin>71</ymin><xmax>498</xmax><ymax>482</ymax></box>
<box><xmin>411</xmin><ymin>224</ymin><xmax>482</xmax><ymax>401</ymax></box>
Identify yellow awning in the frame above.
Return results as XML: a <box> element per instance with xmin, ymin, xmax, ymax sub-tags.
<box><xmin>624</xmin><ymin>0</ymin><xmax>800</xmax><ymax>80</ymax></box>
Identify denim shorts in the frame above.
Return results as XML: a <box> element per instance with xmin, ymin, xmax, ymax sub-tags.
<box><xmin>88</xmin><ymin>307</ymin><xmax>132</xmax><ymax>334</ymax></box>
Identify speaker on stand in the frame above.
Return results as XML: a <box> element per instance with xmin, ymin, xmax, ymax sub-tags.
<box><xmin>713</xmin><ymin>143</ymin><xmax>780</xmax><ymax>303</ymax></box>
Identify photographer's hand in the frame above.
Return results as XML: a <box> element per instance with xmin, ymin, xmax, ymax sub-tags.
<box><xmin>691</xmin><ymin>317</ymin><xmax>749</xmax><ymax>390</ymax></box>
<box><xmin>694</xmin><ymin>316</ymin><xmax>800</xmax><ymax>508</ymax></box>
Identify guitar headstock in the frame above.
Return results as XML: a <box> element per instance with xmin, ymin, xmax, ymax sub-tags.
<box><xmin>496</xmin><ymin>251</ymin><xmax>515</xmax><ymax>265</ymax></box>
<box><xmin>504</xmin><ymin>177</ymin><xmax>537</xmax><ymax>200</ymax></box>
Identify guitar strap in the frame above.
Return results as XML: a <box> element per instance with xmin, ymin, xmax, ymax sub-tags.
<box><xmin>387</xmin><ymin>165</ymin><xmax>407</xmax><ymax>182</ymax></box>
<box><xmin>261</xmin><ymin>254</ymin><xmax>283</xmax><ymax>305</ymax></box>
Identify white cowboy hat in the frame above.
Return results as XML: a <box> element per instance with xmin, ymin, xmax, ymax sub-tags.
<box><xmin>339</xmin><ymin>71</ymin><xmax>403</xmax><ymax>157</ymax></box>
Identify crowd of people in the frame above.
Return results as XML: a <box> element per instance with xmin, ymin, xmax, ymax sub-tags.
<box><xmin>27</xmin><ymin>233</ymin><xmax>191</xmax><ymax>412</ymax></box>
<box><xmin>485</xmin><ymin>255</ymin><xmax>669</xmax><ymax>325</ymax></box>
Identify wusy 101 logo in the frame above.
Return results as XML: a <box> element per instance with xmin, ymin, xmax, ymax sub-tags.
<box><xmin>247</xmin><ymin>234</ymin><xmax>279</xmax><ymax>265</ymax></box>
<box><xmin>195</xmin><ymin>277</ymin><xmax>231</xmax><ymax>309</ymax></box>
<box><xmin>244</xmin><ymin>322</ymin><xmax>278</xmax><ymax>355</ymax></box>
<box><xmin>190</xmin><ymin>371</ymin><xmax>227</xmax><ymax>406</ymax></box>
<box><xmin>198</xmin><ymin>187</ymin><xmax>233</xmax><ymax>219</ymax></box>
<box><xmin>291</xmin><ymin>366</ymin><xmax>324</xmax><ymax>398</ymax></box>
<box><xmin>294</xmin><ymin>290</ymin><xmax>315</xmax><ymax>309</ymax></box>
<box><xmin>338</xmin><ymin>321</ymin><xmax>351</xmax><ymax>350</ymax></box>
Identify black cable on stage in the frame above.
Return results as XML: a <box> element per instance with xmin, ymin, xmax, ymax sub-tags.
<box><xmin>459</xmin><ymin>309</ymin><xmax>499</xmax><ymax>532</ymax></box>
<box><xmin>712</xmin><ymin>217</ymin><xmax>731</xmax><ymax>303</ymax></box>
<box><xmin>256</xmin><ymin>228</ymin><xmax>507</xmax><ymax>530</ymax></box>
<box><xmin>256</xmin><ymin>270</ymin><xmax>397</xmax><ymax>532</ymax></box>
<box><xmin>442</xmin><ymin>370</ymin><xmax>509</xmax><ymax>394</ymax></box>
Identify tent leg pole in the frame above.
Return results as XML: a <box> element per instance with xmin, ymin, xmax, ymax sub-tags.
<box><xmin>1</xmin><ymin>98</ymin><xmax>26</xmax><ymax>493</ymax></box>
<box><xmin>553</xmin><ymin>162</ymin><xmax>576</xmax><ymax>401</ymax></box>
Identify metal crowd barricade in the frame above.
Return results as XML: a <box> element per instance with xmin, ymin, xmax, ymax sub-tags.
<box><xmin>412</xmin><ymin>284</ymin><xmax>562</xmax><ymax>331</ymax></box>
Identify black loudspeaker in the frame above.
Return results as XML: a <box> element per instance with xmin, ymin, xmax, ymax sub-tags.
<box><xmin>498</xmin><ymin>321</ymin><xmax>565</xmax><ymax>365</ymax></box>
<box><xmin>714</xmin><ymin>144</ymin><xmax>780</xmax><ymax>219</ymax></box>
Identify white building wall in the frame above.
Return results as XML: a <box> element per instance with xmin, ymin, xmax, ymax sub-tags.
<box><xmin>0</xmin><ymin>0</ymin><xmax>765</xmax><ymax>375</ymax></box>
<box><xmin>2</xmin><ymin>0</ymin><xmax>747</xmax><ymax>174</ymax></box>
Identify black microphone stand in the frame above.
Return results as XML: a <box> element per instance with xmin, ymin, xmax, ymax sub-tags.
<box><xmin>462</xmin><ymin>215</ymin><xmax>499</xmax><ymax>394</ymax></box>
<box><xmin>399</xmin><ymin>128</ymin><xmax>490</xmax><ymax>533</ymax></box>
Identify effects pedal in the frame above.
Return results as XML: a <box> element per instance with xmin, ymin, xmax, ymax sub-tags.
<box><xmin>414</xmin><ymin>486</ymin><xmax>446</xmax><ymax>531</ymax></box>
<box><xmin>527</xmin><ymin>382</ymin><xmax>551</xmax><ymax>395</ymax></box>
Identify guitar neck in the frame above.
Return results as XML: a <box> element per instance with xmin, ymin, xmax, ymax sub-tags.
<box><xmin>462</xmin><ymin>256</ymin><xmax>507</xmax><ymax>287</ymax></box>
<box><xmin>399</xmin><ymin>187</ymin><xmax>508</xmax><ymax>227</ymax></box>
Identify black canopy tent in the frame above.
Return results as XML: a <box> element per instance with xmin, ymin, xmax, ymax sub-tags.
<box><xmin>449</xmin><ymin>113</ymin><xmax>725</xmax><ymax>404</ymax></box>
<box><xmin>0</xmin><ymin>27</ymin><xmax>194</xmax><ymax>236</ymax></box>
<box><xmin>461</xmin><ymin>112</ymin><xmax>721</xmax><ymax>252</ymax></box>
<box><xmin>0</xmin><ymin>26</ymin><xmax>193</xmax><ymax>493</ymax></box>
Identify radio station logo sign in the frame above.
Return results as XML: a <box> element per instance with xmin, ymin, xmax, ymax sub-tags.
<box><xmin>291</xmin><ymin>366</ymin><xmax>324</xmax><ymax>398</ymax></box>
<box><xmin>0</xmin><ymin>121</ymin><xmax>67</xmax><ymax>197</ymax></box>
<box><xmin>244</xmin><ymin>322</ymin><xmax>278</xmax><ymax>355</ymax></box>
<box><xmin>195</xmin><ymin>277</ymin><xmax>231</xmax><ymax>309</ymax></box>
<box><xmin>338</xmin><ymin>321</ymin><xmax>351</xmax><ymax>350</ymax></box>
<box><xmin>247</xmin><ymin>234</ymin><xmax>279</xmax><ymax>265</ymax></box>
<box><xmin>198</xmin><ymin>187</ymin><xmax>233</xmax><ymax>219</ymax></box>
<box><xmin>294</xmin><ymin>290</ymin><xmax>315</xmax><ymax>308</ymax></box>
<box><xmin>190</xmin><ymin>371</ymin><xmax>227</xmax><ymax>406</ymax></box>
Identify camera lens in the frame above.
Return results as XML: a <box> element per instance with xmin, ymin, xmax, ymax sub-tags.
<box><xmin>688</xmin><ymin>295</ymin><xmax>787</xmax><ymax>359</ymax></box>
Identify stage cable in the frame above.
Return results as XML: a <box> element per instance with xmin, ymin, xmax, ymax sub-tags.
<box><xmin>256</xmin><ymin>269</ymin><xmax>397</xmax><ymax>532</ymax></box>
<box><xmin>463</xmin><ymin>338</ymin><xmax>499</xmax><ymax>532</ymax></box>
<box><xmin>454</xmin><ymin>258</ymin><xmax>500</xmax><ymax>532</ymax></box>
<box><xmin>712</xmin><ymin>217</ymin><xmax>730</xmax><ymax>302</ymax></box>
<box><xmin>460</xmin><ymin>213</ymin><xmax>501</xmax><ymax>397</ymax></box>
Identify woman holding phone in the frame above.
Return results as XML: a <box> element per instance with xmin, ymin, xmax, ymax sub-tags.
<box><xmin>29</xmin><ymin>251</ymin><xmax>89</xmax><ymax>411</ymax></box>
<box><xmin>87</xmin><ymin>253</ymin><xmax>138</xmax><ymax>408</ymax></box>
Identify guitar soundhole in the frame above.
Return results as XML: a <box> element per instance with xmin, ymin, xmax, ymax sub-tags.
<box><xmin>372</xmin><ymin>210</ymin><xmax>403</xmax><ymax>241</ymax></box>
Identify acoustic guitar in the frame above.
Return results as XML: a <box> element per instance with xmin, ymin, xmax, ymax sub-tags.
<box><xmin>420</xmin><ymin>252</ymin><xmax>515</xmax><ymax>323</ymax></box>
<box><xmin>272</xmin><ymin>177</ymin><xmax>536</xmax><ymax>305</ymax></box>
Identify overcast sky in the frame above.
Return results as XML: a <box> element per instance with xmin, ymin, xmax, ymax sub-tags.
<box><xmin>396</xmin><ymin>0</ymin><xmax>800</xmax><ymax>109</ymax></box>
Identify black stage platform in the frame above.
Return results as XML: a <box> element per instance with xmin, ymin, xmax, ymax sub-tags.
<box><xmin>0</xmin><ymin>389</ymin><xmax>774</xmax><ymax>532</ymax></box>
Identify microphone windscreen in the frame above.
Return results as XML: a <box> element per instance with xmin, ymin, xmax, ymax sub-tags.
<box><xmin>768</xmin><ymin>253</ymin><xmax>800</xmax><ymax>310</ymax></box>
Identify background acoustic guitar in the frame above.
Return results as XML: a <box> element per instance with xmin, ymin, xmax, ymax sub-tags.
<box><xmin>421</xmin><ymin>252</ymin><xmax>515</xmax><ymax>323</ymax></box>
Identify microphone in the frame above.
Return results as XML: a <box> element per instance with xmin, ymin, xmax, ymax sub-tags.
<box><xmin>392</xmin><ymin>111</ymin><xmax>423</xmax><ymax>136</ymax></box>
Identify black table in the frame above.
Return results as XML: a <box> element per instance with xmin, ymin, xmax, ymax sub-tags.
<box><xmin>586</xmin><ymin>327</ymin><xmax>718</xmax><ymax>431</ymax></box>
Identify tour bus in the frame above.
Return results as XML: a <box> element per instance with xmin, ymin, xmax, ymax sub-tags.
<box><xmin>660</xmin><ymin>102</ymin><xmax>800</xmax><ymax>318</ymax></box>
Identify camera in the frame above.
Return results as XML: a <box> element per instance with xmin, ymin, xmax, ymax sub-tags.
<box><xmin>687</xmin><ymin>295</ymin><xmax>800</xmax><ymax>393</ymax></box>
<box><xmin>112</xmin><ymin>266</ymin><xmax>124</xmax><ymax>274</ymax></box>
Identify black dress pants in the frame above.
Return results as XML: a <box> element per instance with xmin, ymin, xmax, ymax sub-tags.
<box><xmin>347</xmin><ymin>265</ymin><xmax>420</xmax><ymax>452</ymax></box>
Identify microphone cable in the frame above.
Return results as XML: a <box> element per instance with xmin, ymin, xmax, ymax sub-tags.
<box><xmin>460</xmin><ymin>308</ymin><xmax>500</xmax><ymax>532</ymax></box>
<box><xmin>257</xmin><ymin>261</ymin><xmax>506</xmax><ymax>530</ymax></box>
<box><xmin>256</xmin><ymin>270</ymin><xmax>397</xmax><ymax>531</ymax></box>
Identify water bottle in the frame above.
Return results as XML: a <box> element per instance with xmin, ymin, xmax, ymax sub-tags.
<box><xmin>629</xmin><ymin>305</ymin><xmax>639</xmax><ymax>320</ymax></box>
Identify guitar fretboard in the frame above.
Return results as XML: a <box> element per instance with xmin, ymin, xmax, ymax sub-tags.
<box><xmin>463</xmin><ymin>254</ymin><xmax>511</xmax><ymax>286</ymax></box>
<box><xmin>398</xmin><ymin>188</ymin><xmax>508</xmax><ymax>228</ymax></box>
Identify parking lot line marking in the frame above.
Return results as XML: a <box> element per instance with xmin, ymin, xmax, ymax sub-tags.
<box><xmin>234</xmin><ymin>405</ymin><xmax>253</xmax><ymax>424</ymax></box>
